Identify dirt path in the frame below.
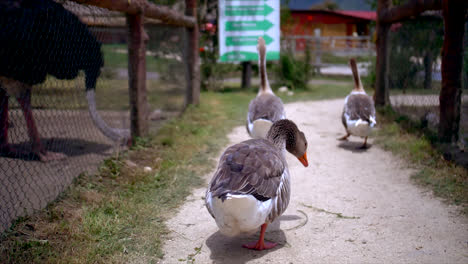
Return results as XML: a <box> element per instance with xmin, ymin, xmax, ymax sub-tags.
<box><xmin>161</xmin><ymin>99</ymin><xmax>467</xmax><ymax>264</ymax></box>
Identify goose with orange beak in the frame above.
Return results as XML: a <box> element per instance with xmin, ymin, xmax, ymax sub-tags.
<box><xmin>206</xmin><ymin>119</ymin><xmax>308</xmax><ymax>250</ymax></box>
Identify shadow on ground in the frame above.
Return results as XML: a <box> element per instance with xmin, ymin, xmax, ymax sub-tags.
<box><xmin>337</xmin><ymin>140</ymin><xmax>372</xmax><ymax>153</ymax></box>
<box><xmin>0</xmin><ymin>138</ymin><xmax>111</xmax><ymax>161</ymax></box>
<box><xmin>205</xmin><ymin>213</ymin><xmax>309</xmax><ymax>264</ymax></box>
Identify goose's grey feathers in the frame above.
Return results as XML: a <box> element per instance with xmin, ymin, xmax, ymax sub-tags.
<box><xmin>209</xmin><ymin>139</ymin><xmax>286</xmax><ymax>201</ymax></box>
<box><xmin>343</xmin><ymin>93</ymin><xmax>375</xmax><ymax>126</ymax></box>
<box><xmin>248</xmin><ymin>94</ymin><xmax>285</xmax><ymax>123</ymax></box>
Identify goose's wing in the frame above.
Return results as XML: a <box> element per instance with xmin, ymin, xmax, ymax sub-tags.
<box><xmin>248</xmin><ymin>94</ymin><xmax>285</xmax><ymax>124</ymax></box>
<box><xmin>344</xmin><ymin>93</ymin><xmax>376</xmax><ymax>123</ymax></box>
<box><xmin>208</xmin><ymin>139</ymin><xmax>286</xmax><ymax>202</ymax></box>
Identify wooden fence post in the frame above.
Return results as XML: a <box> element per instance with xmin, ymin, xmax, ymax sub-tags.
<box><xmin>185</xmin><ymin>0</ymin><xmax>200</xmax><ymax>106</ymax></box>
<box><xmin>439</xmin><ymin>0</ymin><xmax>467</xmax><ymax>143</ymax></box>
<box><xmin>375</xmin><ymin>0</ymin><xmax>391</xmax><ymax>106</ymax></box>
<box><xmin>241</xmin><ymin>62</ymin><xmax>252</xmax><ymax>89</ymax></box>
<box><xmin>314</xmin><ymin>29</ymin><xmax>322</xmax><ymax>74</ymax></box>
<box><xmin>127</xmin><ymin>13</ymin><xmax>149</xmax><ymax>138</ymax></box>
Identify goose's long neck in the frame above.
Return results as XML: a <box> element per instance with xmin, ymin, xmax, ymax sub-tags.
<box><xmin>350</xmin><ymin>58</ymin><xmax>365</xmax><ymax>92</ymax></box>
<box><xmin>266</xmin><ymin>120</ymin><xmax>296</xmax><ymax>152</ymax></box>
<box><xmin>258</xmin><ymin>38</ymin><xmax>272</xmax><ymax>95</ymax></box>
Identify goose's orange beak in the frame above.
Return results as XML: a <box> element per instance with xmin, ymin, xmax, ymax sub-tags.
<box><xmin>298</xmin><ymin>152</ymin><xmax>308</xmax><ymax>167</ymax></box>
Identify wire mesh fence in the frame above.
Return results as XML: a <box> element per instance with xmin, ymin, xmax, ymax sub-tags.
<box><xmin>386</xmin><ymin>14</ymin><xmax>468</xmax><ymax>145</ymax></box>
<box><xmin>0</xmin><ymin>0</ymin><xmax>186</xmax><ymax>233</ymax></box>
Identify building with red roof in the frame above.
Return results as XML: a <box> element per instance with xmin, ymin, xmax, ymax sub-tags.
<box><xmin>283</xmin><ymin>9</ymin><xmax>375</xmax><ymax>36</ymax></box>
<box><xmin>282</xmin><ymin>9</ymin><xmax>376</xmax><ymax>52</ymax></box>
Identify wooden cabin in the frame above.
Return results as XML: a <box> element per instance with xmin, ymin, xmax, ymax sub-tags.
<box><xmin>282</xmin><ymin>10</ymin><xmax>376</xmax><ymax>52</ymax></box>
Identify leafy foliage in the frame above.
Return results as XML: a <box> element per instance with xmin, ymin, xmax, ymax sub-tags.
<box><xmin>273</xmin><ymin>48</ymin><xmax>314</xmax><ymax>90</ymax></box>
<box><xmin>199</xmin><ymin>35</ymin><xmax>240</xmax><ymax>91</ymax></box>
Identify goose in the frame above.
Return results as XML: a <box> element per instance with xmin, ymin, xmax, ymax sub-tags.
<box><xmin>206</xmin><ymin>119</ymin><xmax>308</xmax><ymax>250</ymax></box>
<box><xmin>339</xmin><ymin>58</ymin><xmax>377</xmax><ymax>148</ymax></box>
<box><xmin>246</xmin><ymin>37</ymin><xmax>285</xmax><ymax>139</ymax></box>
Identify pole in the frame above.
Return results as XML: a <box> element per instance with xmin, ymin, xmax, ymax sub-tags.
<box><xmin>127</xmin><ymin>13</ymin><xmax>149</xmax><ymax>137</ymax></box>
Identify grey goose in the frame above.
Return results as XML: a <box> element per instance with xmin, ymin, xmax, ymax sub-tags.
<box><xmin>206</xmin><ymin>119</ymin><xmax>308</xmax><ymax>250</ymax></box>
<box><xmin>340</xmin><ymin>58</ymin><xmax>377</xmax><ymax>148</ymax></box>
<box><xmin>246</xmin><ymin>37</ymin><xmax>285</xmax><ymax>139</ymax></box>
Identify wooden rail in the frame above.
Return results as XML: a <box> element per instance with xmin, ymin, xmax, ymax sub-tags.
<box><xmin>73</xmin><ymin>0</ymin><xmax>196</xmax><ymax>28</ymax></box>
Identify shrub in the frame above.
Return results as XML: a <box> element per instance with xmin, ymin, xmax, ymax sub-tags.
<box><xmin>273</xmin><ymin>50</ymin><xmax>312</xmax><ymax>90</ymax></box>
<box><xmin>200</xmin><ymin>49</ymin><xmax>239</xmax><ymax>91</ymax></box>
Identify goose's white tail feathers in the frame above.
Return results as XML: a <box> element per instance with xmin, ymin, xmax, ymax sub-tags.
<box><xmin>345</xmin><ymin>114</ymin><xmax>377</xmax><ymax>138</ymax></box>
<box><xmin>347</xmin><ymin>120</ymin><xmax>372</xmax><ymax>137</ymax></box>
<box><xmin>207</xmin><ymin>193</ymin><xmax>272</xmax><ymax>236</ymax></box>
<box><xmin>248</xmin><ymin>119</ymin><xmax>273</xmax><ymax>139</ymax></box>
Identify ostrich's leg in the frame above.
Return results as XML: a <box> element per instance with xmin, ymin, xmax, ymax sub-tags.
<box><xmin>0</xmin><ymin>88</ymin><xmax>12</xmax><ymax>153</ymax></box>
<box><xmin>16</xmin><ymin>88</ymin><xmax>66</xmax><ymax>161</ymax></box>
<box><xmin>0</xmin><ymin>89</ymin><xmax>27</xmax><ymax>157</ymax></box>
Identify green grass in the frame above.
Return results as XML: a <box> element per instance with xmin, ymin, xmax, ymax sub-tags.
<box><xmin>374</xmin><ymin>107</ymin><xmax>467</xmax><ymax>213</ymax></box>
<box><xmin>101</xmin><ymin>44</ymin><xmax>128</xmax><ymax>69</ymax></box>
<box><xmin>25</xmin><ymin>77</ymin><xmax>184</xmax><ymax>111</ymax></box>
<box><xmin>101</xmin><ymin>44</ymin><xmax>169</xmax><ymax>71</ymax></box>
<box><xmin>320</xmin><ymin>52</ymin><xmax>374</xmax><ymax>65</ymax></box>
<box><xmin>221</xmin><ymin>77</ymin><xmax>353</xmax><ymax>103</ymax></box>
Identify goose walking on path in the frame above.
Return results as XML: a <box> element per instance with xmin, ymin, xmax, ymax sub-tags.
<box><xmin>246</xmin><ymin>37</ymin><xmax>285</xmax><ymax>139</ymax></box>
<box><xmin>339</xmin><ymin>58</ymin><xmax>376</xmax><ymax>148</ymax></box>
<box><xmin>205</xmin><ymin>119</ymin><xmax>308</xmax><ymax>250</ymax></box>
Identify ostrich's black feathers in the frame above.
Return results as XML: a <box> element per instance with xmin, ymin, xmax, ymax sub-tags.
<box><xmin>0</xmin><ymin>0</ymin><xmax>103</xmax><ymax>89</ymax></box>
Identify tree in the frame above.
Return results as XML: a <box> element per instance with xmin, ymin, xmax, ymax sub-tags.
<box><xmin>310</xmin><ymin>0</ymin><xmax>340</xmax><ymax>11</ymax></box>
<box><xmin>439</xmin><ymin>0</ymin><xmax>466</xmax><ymax>143</ymax></box>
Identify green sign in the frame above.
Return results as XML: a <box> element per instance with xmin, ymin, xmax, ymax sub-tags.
<box><xmin>219</xmin><ymin>0</ymin><xmax>280</xmax><ymax>62</ymax></box>
<box><xmin>220</xmin><ymin>51</ymin><xmax>280</xmax><ymax>61</ymax></box>
<box><xmin>226</xmin><ymin>35</ymin><xmax>274</xmax><ymax>46</ymax></box>
<box><xmin>225</xmin><ymin>20</ymin><xmax>274</xmax><ymax>32</ymax></box>
<box><xmin>225</xmin><ymin>5</ymin><xmax>274</xmax><ymax>16</ymax></box>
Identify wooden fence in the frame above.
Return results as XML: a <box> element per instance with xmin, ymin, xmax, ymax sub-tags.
<box><xmin>73</xmin><ymin>0</ymin><xmax>200</xmax><ymax>139</ymax></box>
<box><xmin>281</xmin><ymin>35</ymin><xmax>375</xmax><ymax>68</ymax></box>
<box><xmin>282</xmin><ymin>35</ymin><xmax>374</xmax><ymax>55</ymax></box>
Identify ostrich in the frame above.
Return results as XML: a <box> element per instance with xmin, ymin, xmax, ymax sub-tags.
<box><xmin>0</xmin><ymin>0</ymin><xmax>130</xmax><ymax>161</ymax></box>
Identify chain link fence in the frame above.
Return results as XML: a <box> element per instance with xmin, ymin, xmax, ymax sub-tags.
<box><xmin>386</xmin><ymin>14</ymin><xmax>468</xmax><ymax>146</ymax></box>
<box><xmin>0</xmin><ymin>0</ymin><xmax>186</xmax><ymax>233</ymax></box>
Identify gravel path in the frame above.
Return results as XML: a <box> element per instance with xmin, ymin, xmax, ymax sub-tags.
<box><xmin>161</xmin><ymin>99</ymin><xmax>467</xmax><ymax>264</ymax></box>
